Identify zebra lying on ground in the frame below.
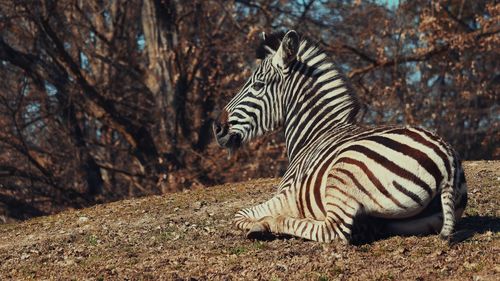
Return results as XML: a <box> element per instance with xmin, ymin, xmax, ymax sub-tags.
<box><xmin>213</xmin><ymin>30</ymin><xmax>467</xmax><ymax>243</ymax></box>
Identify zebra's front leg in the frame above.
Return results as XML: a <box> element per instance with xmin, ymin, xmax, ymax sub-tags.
<box><xmin>247</xmin><ymin>204</ymin><xmax>360</xmax><ymax>242</ymax></box>
<box><xmin>233</xmin><ymin>192</ymin><xmax>291</xmax><ymax>232</ymax></box>
<box><xmin>247</xmin><ymin>214</ymin><xmax>351</xmax><ymax>242</ymax></box>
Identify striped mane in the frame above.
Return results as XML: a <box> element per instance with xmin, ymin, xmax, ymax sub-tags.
<box><xmin>257</xmin><ymin>32</ymin><xmax>362</xmax><ymax>158</ymax></box>
<box><xmin>257</xmin><ymin>32</ymin><xmax>362</xmax><ymax>125</ymax></box>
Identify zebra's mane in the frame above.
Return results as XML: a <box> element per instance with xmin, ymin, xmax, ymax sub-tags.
<box><xmin>256</xmin><ymin>31</ymin><xmax>363</xmax><ymax>122</ymax></box>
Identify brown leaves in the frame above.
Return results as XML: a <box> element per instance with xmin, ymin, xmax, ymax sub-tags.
<box><xmin>0</xmin><ymin>0</ymin><xmax>497</xmax><ymax>223</ymax></box>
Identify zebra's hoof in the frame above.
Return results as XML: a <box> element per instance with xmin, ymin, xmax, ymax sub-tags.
<box><xmin>439</xmin><ymin>233</ymin><xmax>449</xmax><ymax>239</ymax></box>
<box><xmin>246</xmin><ymin>222</ymin><xmax>274</xmax><ymax>240</ymax></box>
<box><xmin>439</xmin><ymin>232</ymin><xmax>454</xmax><ymax>244</ymax></box>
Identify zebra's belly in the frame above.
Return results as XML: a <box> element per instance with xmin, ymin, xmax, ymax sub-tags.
<box><xmin>362</xmin><ymin>190</ymin><xmax>435</xmax><ymax>219</ymax></box>
<box><xmin>327</xmin><ymin>167</ymin><xmax>436</xmax><ymax>219</ymax></box>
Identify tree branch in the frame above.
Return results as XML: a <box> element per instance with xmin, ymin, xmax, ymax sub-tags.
<box><xmin>348</xmin><ymin>26</ymin><xmax>500</xmax><ymax>78</ymax></box>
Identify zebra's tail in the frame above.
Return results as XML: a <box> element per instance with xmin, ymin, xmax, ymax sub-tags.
<box><xmin>440</xmin><ymin>156</ymin><xmax>468</xmax><ymax>238</ymax></box>
<box><xmin>385</xmin><ymin>157</ymin><xmax>468</xmax><ymax>239</ymax></box>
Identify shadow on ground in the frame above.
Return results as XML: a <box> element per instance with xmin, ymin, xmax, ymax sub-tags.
<box><xmin>245</xmin><ymin>215</ymin><xmax>500</xmax><ymax>246</ymax></box>
<box><xmin>450</xmin><ymin>215</ymin><xmax>500</xmax><ymax>243</ymax></box>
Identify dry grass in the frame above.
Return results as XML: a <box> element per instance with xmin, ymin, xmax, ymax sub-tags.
<box><xmin>0</xmin><ymin>161</ymin><xmax>499</xmax><ymax>280</ymax></box>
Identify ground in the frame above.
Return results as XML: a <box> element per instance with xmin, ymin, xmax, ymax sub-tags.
<box><xmin>0</xmin><ymin>161</ymin><xmax>499</xmax><ymax>280</ymax></box>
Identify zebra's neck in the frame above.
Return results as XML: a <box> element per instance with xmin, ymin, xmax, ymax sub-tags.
<box><xmin>282</xmin><ymin>40</ymin><xmax>360</xmax><ymax>161</ymax></box>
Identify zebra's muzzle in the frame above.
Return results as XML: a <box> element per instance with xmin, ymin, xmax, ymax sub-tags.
<box><xmin>226</xmin><ymin>134</ymin><xmax>241</xmax><ymax>150</ymax></box>
<box><xmin>226</xmin><ymin>133</ymin><xmax>242</xmax><ymax>157</ymax></box>
<box><xmin>213</xmin><ymin>120</ymin><xmax>242</xmax><ymax>152</ymax></box>
<box><xmin>213</xmin><ymin>120</ymin><xmax>229</xmax><ymax>147</ymax></box>
<box><xmin>214</xmin><ymin>130</ymin><xmax>242</xmax><ymax>160</ymax></box>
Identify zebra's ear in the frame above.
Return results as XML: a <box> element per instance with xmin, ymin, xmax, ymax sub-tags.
<box><xmin>273</xmin><ymin>30</ymin><xmax>299</xmax><ymax>69</ymax></box>
<box><xmin>256</xmin><ymin>31</ymin><xmax>285</xmax><ymax>59</ymax></box>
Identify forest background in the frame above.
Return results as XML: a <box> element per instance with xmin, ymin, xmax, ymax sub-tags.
<box><xmin>0</xmin><ymin>0</ymin><xmax>498</xmax><ymax>222</ymax></box>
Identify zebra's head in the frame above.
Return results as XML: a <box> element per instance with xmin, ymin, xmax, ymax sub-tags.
<box><xmin>213</xmin><ymin>30</ymin><xmax>300</xmax><ymax>154</ymax></box>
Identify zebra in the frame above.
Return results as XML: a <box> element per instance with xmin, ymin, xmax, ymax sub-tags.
<box><xmin>213</xmin><ymin>30</ymin><xmax>468</xmax><ymax>243</ymax></box>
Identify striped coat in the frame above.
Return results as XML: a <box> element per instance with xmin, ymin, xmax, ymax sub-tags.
<box><xmin>214</xmin><ymin>31</ymin><xmax>467</xmax><ymax>243</ymax></box>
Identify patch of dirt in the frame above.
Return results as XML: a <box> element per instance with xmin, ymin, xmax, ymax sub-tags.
<box><xmin>0</xmin><ymin>161</ymin><xmax>499</xmax><ymax>280</ymax></box>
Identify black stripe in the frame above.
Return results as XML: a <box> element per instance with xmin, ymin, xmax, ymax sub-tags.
<box><xmin>304</xmin><ymin>173</ymin><xmax>316</xmax><ymax>219</ymax></box>
<box><xmin>345</xmin><ymin>144</ymin><xmax>433</xmax><ymax>197</ymax></box>
<box><xmin>392</xmin><ymin>181</ymin><xmax>424</xmax><ymax>206</ymax></box>
<box><xmin>337</xmin><ymin>157</ymin><xmax>407</xmax><ymax>209</ymax></box>
<box><xmin>334</xmin><ymin>167</ymin><xmax>384</xmax><ymax>209</ymax></box>
<box><xmin>364</xmin><ymin>135</ymin><xmax>444</xmax><ymax>188</ymax></box>
<box><xmin>313</xmin><ymin>163</ymin><xmax>329</xmax><ymax>216</ymax></box>
<box><xmin>391</xmin><ymin>128</ymin><xmax>451</xmax><ymax>181</ymax></box>
<box><xmin>327</xmin><ymin>202</ymin><xmax>354</xmax><ymax>219</ymax></box>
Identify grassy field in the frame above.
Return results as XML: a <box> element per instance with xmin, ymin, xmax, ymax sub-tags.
<box><xmin>0</xmin><ymin>161</ymin><xmax>499</xmax><ymax>280</ymax></box>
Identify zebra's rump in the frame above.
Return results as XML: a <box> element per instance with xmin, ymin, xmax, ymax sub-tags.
<box><xmin>319</xmin><ymin>125</ymin><xmax>458</xmax><ymax>218</ymax></box>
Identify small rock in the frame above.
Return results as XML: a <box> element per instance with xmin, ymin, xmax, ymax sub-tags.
<box><xmin>440</xmin><ymin>266</ymin><xmax>449</xmax><ymax>273</ymax></box>
<box><xmin>192</xmin><ymin>201</ymin><xmax>204</xmax><ymax>211</ymax></box>
<box><xmin>78</xmin><ymin>216</ymin><xmax>89</xmax><ymax>223</ymax></box>
<box><xmin>20</xmin><ymin>253</ymin><xmax>30</xmax><ymax>260</ymax></box>
<box><xmin>431</xmin><ymin>249</ymin><xmax>444</xmax><ymax>257</ymax></box>
<box><xmin>464</xmin><ymin>261</ymin><xmax>478</xmax><ymax>270</ymax></box>
<box><xmin>395</xmin><ymin>247</ymin><xmax>408</xmax><ymax>255</ymax></box>
<box><xmin>276</xmin><ymin>263</ymin><xmax>288</xmax><ymax>271</ymax></box>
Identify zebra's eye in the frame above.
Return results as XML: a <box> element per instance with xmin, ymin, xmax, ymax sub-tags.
<box><xmin>252</xmin><ymin>81</ymin><xmax>265</xmax><ymax>92</ymax></box>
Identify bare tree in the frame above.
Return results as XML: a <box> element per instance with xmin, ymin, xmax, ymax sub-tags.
<box><xmin>0</xmin><ymin>0</ymin><xmax>497</xmax><ymax>221</ymax></box>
